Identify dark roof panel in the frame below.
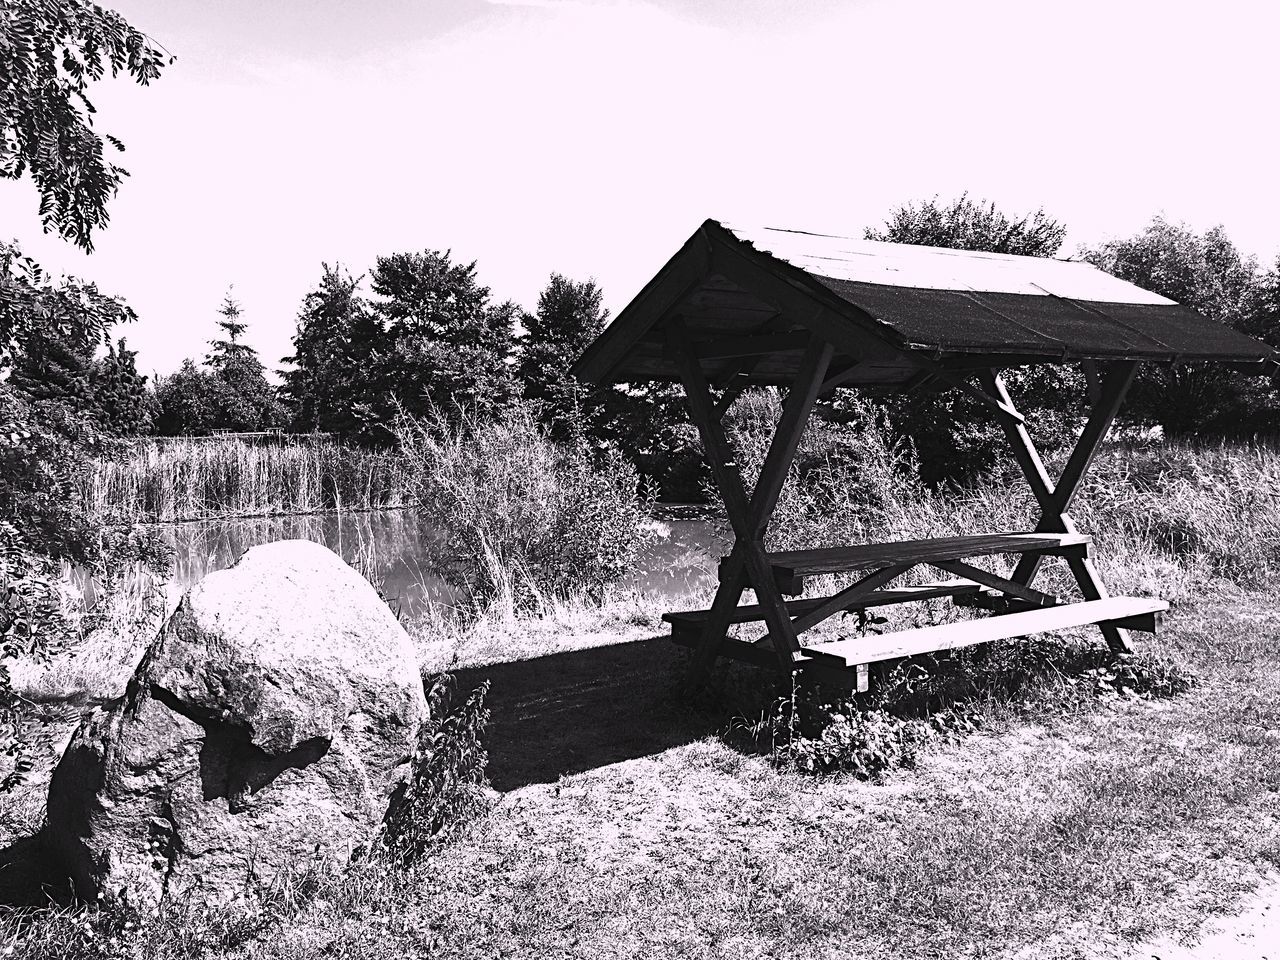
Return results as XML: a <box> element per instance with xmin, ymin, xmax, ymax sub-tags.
<box><xmin>571</xmin><ymin>220</ymin><xmax>1277</xmax><ymax>387</ymax></box>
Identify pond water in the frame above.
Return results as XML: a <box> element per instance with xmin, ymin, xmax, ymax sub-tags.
<box><xmin>161</xmin><ymin>507</ymin><xmax>728</xmax><ymax>618</ymax></box>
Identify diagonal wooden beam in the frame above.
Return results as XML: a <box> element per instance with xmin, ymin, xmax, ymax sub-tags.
<box><xmin>980</xmin><ymin>369</ymin><xmax>1135</xmax><ymax>654</ymax></box>
<box><xmin>786</xmin><ymin>564</ymin><xmax>910</xmax><ymax>636</ymax></box>
<box><xmin>668</xmin><ymin>319</ymin><xmax>828</xmax><ymax>680</ymax></box>
<box><xmin>1010</xmin><ymin>361</ymin><xmax>1138</xmax><ymax>585</ymax></box>
<box><xmin>932</xmin><ymin>559</ymin><xmax>1059</xmax><ymax>608</ymax></box>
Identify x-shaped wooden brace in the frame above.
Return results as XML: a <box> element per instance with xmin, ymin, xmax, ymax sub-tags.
<box><xmin>979</xmin><ymin>361</ymin><xmax>1140</xmax><ymax>653</ymax></box>
<box><xmin>667</xmin><ymin>319</ymin><xmax>834</xmax><ymax>689</ymax></box>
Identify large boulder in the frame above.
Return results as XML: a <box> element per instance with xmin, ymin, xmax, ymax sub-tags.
<box><xmin>47</xmin><ymin>540</ymin><xmax>426</xmax><ymax>906</ymax></box>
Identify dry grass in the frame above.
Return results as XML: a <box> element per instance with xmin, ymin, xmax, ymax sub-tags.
<box><xmin>84</xmin><ymin>438</ymin><xmax>405</xmax><ymax>522</ymax></box>
<box><xmin>6</xmin><ymin>436</ymin><xmax>1280</xmax><ymax>958</ymax></box>
<box><xmin>5</xmin><ymin>591</ymin><xmax>1278</xmax><ymax>960</ymax></box>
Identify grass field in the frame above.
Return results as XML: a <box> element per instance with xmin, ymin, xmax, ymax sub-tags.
<box><xmin>5</xmin><ymin>436</ymin><xmax>1280</xmax><ymax>958</ymax></box>
<box><xmin>4</xmin><ymin>585</ymin><xmax>1277</xmax><ymax>959</ymax></box>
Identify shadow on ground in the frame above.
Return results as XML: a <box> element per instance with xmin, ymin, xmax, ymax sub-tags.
<box><xmin>0</xmin><ymin>636</ymin><xmax>720</xmax><ymax>904</ymax></box>
<box><xmin>0</xmin><ymin>831</ymin><xmax>71</xmax><ymax>907</ymax></box>
<box><xmin>454</xmin><ymin>636</ymin><xmax>718</xmax><ymax>791</ymax></box>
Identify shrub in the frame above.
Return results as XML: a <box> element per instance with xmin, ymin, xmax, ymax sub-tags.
<box><xmin>724</xmin><ymin>639</ymin><xmax>1195</xmax><ymax>778</ymax></box>
<box><xmin>380</xmin><ymin>674</ymin><xmax>491</xmax><ymax>863</ymax></box>
<box><xmin>396</xmin><ymin>404</ymin><xmax>655</xmax><ymax>610</ymax></box>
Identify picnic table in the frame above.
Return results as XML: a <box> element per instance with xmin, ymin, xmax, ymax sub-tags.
<box><xmin>572</xmin><ymin>220</ymin><xmax>1277</xmax><ymax>692</ymax></box>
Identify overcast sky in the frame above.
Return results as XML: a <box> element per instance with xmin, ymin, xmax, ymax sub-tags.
<box><xmin>2</xmin><ymin>0</ymin><xmax>1277</xmax><ymax>378</ymax></box>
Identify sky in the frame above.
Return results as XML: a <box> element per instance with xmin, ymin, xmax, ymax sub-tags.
<box><xmin>2</xmin><ymin>0</ymin><xmax>1278</xmax><ymax>379</ymax></box>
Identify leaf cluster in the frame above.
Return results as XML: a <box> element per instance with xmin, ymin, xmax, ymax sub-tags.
<box><xmin>0</xmin><ymin>0</ymin><xmax>172</xmax><ymax>249</ymax></box>
<box><xmin>379</xmin><ymin>674</ymin><xmax>492</xmax><ymax>863</ymax></box>
<box><xmin>1083</xmin><ymin>217</ymin><xmax>1280</xmax><ymax>436</ymax></box>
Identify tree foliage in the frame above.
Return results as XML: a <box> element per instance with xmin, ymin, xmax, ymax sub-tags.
<box><xmin>1</xmin><ymin>240</ymin><xmax>151</xmax><ymax>435</ymax></box>
<box><xmin>281</xmin><ymin>264</ymin><xmax>384</xmax><ymax>437</ymax></box>
<box><xmin>284</xmin><ymin>253</ymin><xmax>519</xmax><ymax>441</ymax></box>
<box><xmin>88</xmin><ymin>336</ymin><xmax>152</xmax><ymax>435</ymax></box>
<box><xmin>865</xmin><ymin>193</ymin><xmax>1067</xmax><ymax>257</ymax></box>
<box><xmin>0</xmin><ymin>0</ymin><xmax>172</xmax><ymax>250</ymax></box>
<box><xmin>371</xmin><ymin>250</ymin><xmax>518</xmax><ymax>422</ymax></box>
<box><xmin>517</xmin><ymin>274</ymin><xmax>609</xmax><ymax>442</ymax></box>
<box><xmin>859</xmin><ymin>196</ymin><xmax>1079</xmax><ymax>483</ymax></box>
<box><xmin>1083</xmin><ymin>218</ymin><xmax>1279</xmax><ymax>436</ymax></box>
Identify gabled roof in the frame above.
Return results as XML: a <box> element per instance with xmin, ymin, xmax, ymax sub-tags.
<box><xmin>572</xmin><ymin>219</ymin><xmax>1276</xmax><ymax>391</ymax></box>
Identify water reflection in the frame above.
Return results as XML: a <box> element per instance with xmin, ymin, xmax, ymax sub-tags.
<box><xmin>162</xmin><ymin>507</ymin><xmax>726</xmax><ymax>617</ymax></box>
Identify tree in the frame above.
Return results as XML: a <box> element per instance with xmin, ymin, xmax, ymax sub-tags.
<box><xmin>2</xmin><ymin>240</ymin><xmax>150</xmax><ymax>435</ymax></box>
<box><xmin>371</xmin><ymin>250</ymin><xmax>518</xmax><ymax>423</ymax></box>
<box><xmin>1</xmin><ymin>0</ymin><xmax>172</xmax><ymax>250</ymax></box>
<box><xmin>6</xmin><ymin>325</ymin><xmax>95</xmax><ymax>410</ymax></box>
<box><xmin>517</xmin><ymin>274</ymin><xmax>610</xmax><ymax>441</ymax></box>
<box><xmin>282</xmin><ymin>265</ymin><xmax>388</xmax><ymax>438</ymax></box>
<box><xmin>203</xmin><ymin>292</ymin><xmax>283</xmax><ymax>432</ymax></box>
<box><xmin>865</xmin><ymin>193</ymin><xmax>1067</xmax><ymax>257</ymax></box>
<box><xmin>153</xmin><ymin>359</ymin><xmax>221</xmax><ymax>435</ymax></box>
<box><xmin>89</xmin><ymin>337</ymin><xmax>152</xmax><ymax>435</ymax></box>
<box><xmin>859</xmin><ymin>196</ymin><xmax>1079</xmax><ymax>483</ymax></box>
<box><xmin>1083</xmin><ymin>218</ymin><xmax>1277</xmax><ymax>436</ymax></box>
<box><xmin>206</xmin><ymin>291</ymin><xmax>255</xmax><ymax>370</ymax></box>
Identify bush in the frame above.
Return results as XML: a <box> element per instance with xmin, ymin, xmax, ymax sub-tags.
<box><xmin>396</xmin><ymin>404</ymin><xmax>655</xmax><ymax>610</ymax></box>
<box><xmin>724</xmin><ymin>638</ymin><xmax>1195</xmax><ymax>778</ymax></box>
<box><xmin>724</xmin><ymin>390</ymin><xmax>938</xmax><ymax>553</ymax></box>
<box><xmin>379</xmin><ymin>674</ymin><xmax>491</xmax><ymax>862</ymax></box>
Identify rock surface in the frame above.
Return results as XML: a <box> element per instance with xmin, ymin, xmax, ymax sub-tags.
<box><xmin>47</xmin><ymin>540</ymin><xmax>426</xmax><ymax>905</ymax></box>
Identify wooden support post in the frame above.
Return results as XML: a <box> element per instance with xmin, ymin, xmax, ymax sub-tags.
<box><xmin>981</xmin><ymin>366</ymin><xmax>1138</xmax><ymax>654</ymax></box>
<box><xmin>1009</xmin><ymin>361</ymin><xmax>1138</xmax><ymax>586</ymax></box>
<box><xmin>668</xmin><ymin>319</ymin><xmax>833</xmax><ymax>688</ymax></box>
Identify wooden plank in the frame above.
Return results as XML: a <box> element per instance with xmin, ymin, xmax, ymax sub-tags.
<box><xmin>956</xmin><ymin>592</ymin><xmax>1163</xmax><ymax>632</ymax></box>
<box><xmin>662</xmin><ymin>580</ymin><xmax>986</xmax><ymax>628</ymax></box>
<box><xmin>787</xmin><ymin>564</ymin><xmax>910</xmax><ymax>635</ymax></box>
<box><xmin>666</xmin><ymin>332</ymin><xmax>811</xmax><ymax>362</ymax></box>
<box><xmin>761</xmin><ymin>532</ymin><xmax>1091</xmax><ymax>580</ymax></box>
<box><xmin>801</xmin><ymin>597</ymin><xmax>1169</xmax><ymax>668</ymax></box>
<box><xmin>931</xmin><ymin>558</ymin><xmax>1060</xmax><ymax>607</ymax></box>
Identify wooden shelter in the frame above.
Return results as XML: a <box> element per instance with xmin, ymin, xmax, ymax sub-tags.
<box><xmin>571</xmin><ymin>219</ymin><xmax>1278</xmax><ymax>691</ymax></box>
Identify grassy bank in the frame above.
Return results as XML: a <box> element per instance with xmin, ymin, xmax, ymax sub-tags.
<box><xmin>6</xmin><ymin>432</ymin><xmax>1280</xmax><ymax>957</ymax></box>
<box><xmin>6</xmin><ymin>586</ymin><xmax>1279</xmax><ymax>959</ymax></box>
<box><xmin>84</xmin><ymin>437</ymin><xmax>406</xmax><ymax>522</ymax></box>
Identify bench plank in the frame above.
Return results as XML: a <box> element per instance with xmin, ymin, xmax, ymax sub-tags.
<box><xmin>767</xmin><ymin>532</ymin><xmax>1091</xmax><ymax>579</ymax></box>
<box><xmin>663</xmin><ymin>580</ymin><xmax>986</xmax><ymax>630</ymax></box>
<box><xmin>801</xmin><ymin>597</ymin><xmax>1169</xmax><ymax>668</ymax></box>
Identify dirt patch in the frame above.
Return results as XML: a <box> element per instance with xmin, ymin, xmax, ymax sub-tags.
<box><xmin>1128</xmin><ymin>874</ymin><xmax>1280</xmax><ymax>960</ymax></box>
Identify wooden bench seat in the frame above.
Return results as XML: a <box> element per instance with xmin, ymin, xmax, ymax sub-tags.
<box><xmin>800</xmin><ymin>596</ymin><xmax>1168</xmax><ymax>669</ymax></box>
<box><xmin>736</xmin><ymin>532</ymin><xmax>1091</xmax><ymax>594</ymax></box>
<box><xmin>662</xmin><ymin>580</ymin><xmax>986</xmax><ymax>637</ymax></box>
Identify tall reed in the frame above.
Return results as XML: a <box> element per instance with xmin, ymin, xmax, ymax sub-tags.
<box><xmin>85</xmin><ymin>437</ymin><xmax>406</xmax><ymax>522</ymax></box>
